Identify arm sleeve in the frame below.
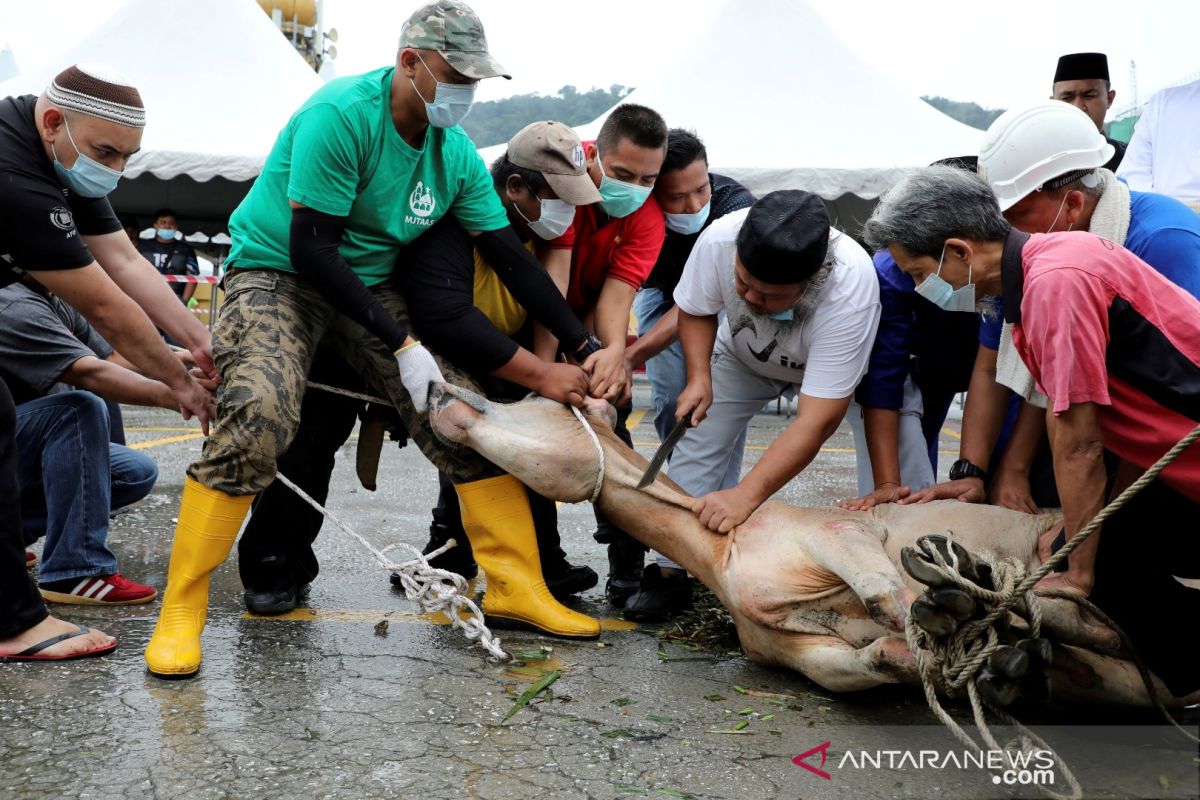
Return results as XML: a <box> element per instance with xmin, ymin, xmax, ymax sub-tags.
<box><xmin>398</xmin><ymin>218</ymin><xmax>520</xmax><ymax>372</ymax></box>
<box><xmin>1018</xmin><ymin>268</ymin><xmax>1114</xmax><ymax>414</ymax></box>
<box><xmin>607</xmin><ymin>199</ymin><xmax>667</xmax><ymax>290</ymax></box>
<box><xmin>0</xmin><ymin>292</ymin><xmax>99</xmax><ymax>393</ymax></box>
<box><xmin>289</xmin><ymin>208</ymin><xmax>408</xmax><ymax>351</ymax></box>
<box><xmin>1115</xmin><ymin>100</ymin><xmax>1155</xmax><ymax>192</ymax></box>
<box><xmin>286</xmin><ymin>104</ymin><xmax>362</xmax><ymax>216</ymax></box>
<box><xmin>978</xmin><ymin>311</ymin><xmax>1003</xmax><ymax>350</ymax></box>
<box><xmin>854</xmin><ymin>263</ymin><xmax>913</xmax><ymax>409</ymax></box>
<box><xmin>472</xmin><ymin>226</ymin><xmax>588</xmax><ymax>351</ymax></box>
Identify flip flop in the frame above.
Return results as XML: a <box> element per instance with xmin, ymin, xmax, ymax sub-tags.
<box><xmin>0</xmin><ymin>625</ymin><xmax>117</xmax><ymax>663</ymax></box>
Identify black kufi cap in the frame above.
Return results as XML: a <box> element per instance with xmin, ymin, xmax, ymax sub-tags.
<box><xmin>1054</xmin><ymin>52</ymin><xmax>1110</xmax><ymax>83</ymax></box>
<box><xmin>736</xmin><ymin>190</ymin><xmax>830</xmax><ymax>285</ymax></box>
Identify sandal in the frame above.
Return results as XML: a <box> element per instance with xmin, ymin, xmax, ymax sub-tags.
<box><xmin>0</xmin><ymin>625</ymin><xmax>117</xmax><ymax>663</ymax></box>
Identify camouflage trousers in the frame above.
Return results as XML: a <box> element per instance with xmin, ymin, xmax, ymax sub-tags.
<box><xmin>188</xmin><ymin>268</ymin><xmax>501</xmax><ymax>495</ymax></box>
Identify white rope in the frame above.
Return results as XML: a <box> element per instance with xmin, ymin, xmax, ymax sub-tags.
<box><xmin>570</xmin><ymin>404</ymin><xmax>605</xmax><ymax>503</ymax></box>
<box><xmin>272</xmin><ymin>471</ymin><xmax>510</xmax><ymax>662</ymax></box>
<box><xmin>307</xmin><ymin>380</ymin><xmax>391</xmax><ymax>406</ymax></box>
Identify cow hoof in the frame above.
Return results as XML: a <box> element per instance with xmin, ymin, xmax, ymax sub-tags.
<box><xmin>1017</xmin><ymin>636</ymin><xmax>1053</xmax><ymax>666</ymax></box>
<box><xmin>901</xmin><ymin>546</ymin><xmax>953</xmax><ymax>588</ymax></box>
<box><xmin>912</xmin><ymin>595</ymin><xmax>958</xmax><ymax>637</ymax></box>
<box><xmin>977</xmin><ymin>667</ymin><xmax>1021</xmax><ymax>707</ymax></box>
<box><xmin>930</xmin><ymin>587</ymin><xmax>976</xmax><ymax>621</ymax></box>
<box><xmin>989</xmin><ymin>645</ymin><xmax>1031</xmax><ymax>680</ymax></box>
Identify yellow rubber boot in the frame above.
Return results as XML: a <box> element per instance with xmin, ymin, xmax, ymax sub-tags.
<box><xmin>456</xmin><ymin>475</ymin><xmax>601</xmax><ymax>639</ymax></box>
<box><xmin>145</xmin><ymin>478</ymin><xmax>252</xmax><ymax>678</ymax></box>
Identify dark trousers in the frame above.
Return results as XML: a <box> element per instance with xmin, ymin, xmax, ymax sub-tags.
<box><xmin>237</xmin><ymin>348</ymin><xmax>364</xmax><ymax>591</ymax></box>
<box><xmin>1086</xmin><ymin>477</ymin><xmax>1199</xmax><ymax>697</ymax></box>
<box><xmin>590</xmin><ymin>400</ymin><xmax>643</xmax><ymax>552</ymax></box>
<box><xmin>0</xmin><ymin>377</ymin><xmax>48</xmax><ymax>639</ymax></box>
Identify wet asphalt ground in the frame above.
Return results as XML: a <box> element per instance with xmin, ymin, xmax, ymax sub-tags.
<box><xmin>2</xmin><ymin>386</ymin><xmax>1192</xmax><ymax>800</ymax></box>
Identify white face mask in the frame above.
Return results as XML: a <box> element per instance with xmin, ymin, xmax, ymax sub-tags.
<box><xmin>411</xmin><ymin>53</ymin><xmax>476</xmax><ymax>128</ymax></box>
<box><xmin>514</xmin><ymin>191</ymin><xmax>576</xmax><ymax>240</ymax></box>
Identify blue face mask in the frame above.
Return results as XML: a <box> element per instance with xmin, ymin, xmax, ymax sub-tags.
<box><xmin>916</xmin><ymin>245</ymin><xmax>976</xmax><ymax>312</ymax></box>
<box><xmin>155</xmin><ymin>227</ymin><xmax>176</xmax><ymax>240</ymax></box>
<box><xmin>765</xmin><ymin>308</ymin><xmax>794</xmax><ymax>321</ymax></box>
<box><xmin>411</xmin><ymin>53</ymin><xmax>476</xmax><ymax>128</ymax></box>
<box><xmin>664</xmin><ymin>199</ymin><xmax>711</xmax><ymax>235</ymax></box>
<box><xmin>595</xmin><ymin>153</ymin><xmax>652</xmax><ymax>218</ymax></box>
<box><xmin>52</xmin><ymin>117</ymin><xmax>123</xmax><ymax>198</ymax></box>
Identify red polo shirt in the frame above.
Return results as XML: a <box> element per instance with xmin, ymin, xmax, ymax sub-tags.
<box><xmin>1005</xmin><ymin>230</ymin><xmax>1200</xmax><ymax>501</ymax></box>
<box><xmin>560</xmin><ymin>141</ymin><xmax>666</xmax><ymax>313</ymax></box>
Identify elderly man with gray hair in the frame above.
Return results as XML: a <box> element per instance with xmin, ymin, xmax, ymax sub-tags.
<box><xmin>861</xmin><ymin>165</ymin><xmax>1200</xmax><ymax>698</ymax></box>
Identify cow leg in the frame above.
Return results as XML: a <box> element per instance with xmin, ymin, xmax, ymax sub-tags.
<box><xmin>777</xmin><ymin>633</ymin><xmax>918</xmax><ymax>693</ymax></box>
<box><xmin>805</xmin><ymin>519</ymin><xmax>914</xmax><ymax>633</ymax></box>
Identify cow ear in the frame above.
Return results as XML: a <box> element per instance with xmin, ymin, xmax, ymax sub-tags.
<box><xmin>582</xmin><ymin>397</ymin><xmax>616</xmax><ymax>430</ymax></box>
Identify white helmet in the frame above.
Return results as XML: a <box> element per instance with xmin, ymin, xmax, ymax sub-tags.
<box><xmin>978</xmin><ymin>101</ymin><xmax>1114</xmax><ymax>211</ymax></box>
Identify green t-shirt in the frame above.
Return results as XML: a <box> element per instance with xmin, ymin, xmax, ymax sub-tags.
<box><xmin>227</xmin><ymin>67</ymin><xmax>508</xmax><ymax>286</ymax></box>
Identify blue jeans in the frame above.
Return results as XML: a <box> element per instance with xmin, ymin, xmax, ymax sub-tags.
<box><xmin>633</xmin><ymin>287</ymin><xmax>688</xmax><ymax>445</ymax></box>
<box><xmin>16</xmin><ymin>392</ymin><xmax>158</xmax><ymax>583</ymax></box>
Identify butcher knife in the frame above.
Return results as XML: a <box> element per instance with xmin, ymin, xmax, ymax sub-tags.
<box><xmin>636</xmin><ymin>417</ymin><xmax>690</xmax><ymax>488</ymax></box>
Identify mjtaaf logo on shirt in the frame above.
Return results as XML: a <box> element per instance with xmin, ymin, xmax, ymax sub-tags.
<box><xmin>408</xmin><ymin>181</ymin><xmax>436</xmax><ymax>218</ymax></box>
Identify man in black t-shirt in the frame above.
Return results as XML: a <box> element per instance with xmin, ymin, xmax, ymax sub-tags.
<box><xmin>0</xmin><ymin>63</ymin><xmax>217</xmax><ymax>664</ymax></box>
<box><xmin>137</xmin><ymin>208</ymin><xmax>199</xmax><ymax>304</ymax></box>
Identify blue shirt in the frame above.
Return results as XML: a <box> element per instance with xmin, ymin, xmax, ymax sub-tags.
<box><xmin>979</xmin><ymin>189</ymin><xmax>1200</xmax><ymax>348</ymax></box>
<box><xmin>855</xmin><ymin>251</ymin><xmax>979</xmax><ymax>409</ymax></box>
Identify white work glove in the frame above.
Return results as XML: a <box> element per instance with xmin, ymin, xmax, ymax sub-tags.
<box><xmin>394</xmin><ymin>341</ymin><xmax>444</xmax><ymax>414</ymax></box>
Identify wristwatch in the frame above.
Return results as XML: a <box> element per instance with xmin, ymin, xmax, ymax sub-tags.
<box><xmin>948</xmin><ymin>458</ymin><xmax>988</xmax><ymax>483</ymax></box>
<box><xmin>574</xmin><ymin>334</ymin><xmax>604</xmax><ymax>361</ymax></box>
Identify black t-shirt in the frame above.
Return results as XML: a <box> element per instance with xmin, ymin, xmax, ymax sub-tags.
<box><xmin>642</xmin><ymin>172</ymin><xmax>755</xmax><ymax>293</ymax></box>
<box><xmin>0</xmin><ymin>95</ymin><xmax>121</xmax><ymax>290</ymax></box>
<box><xmin>137</xmin><ymin>237</ymin><xmax>199</xmax><ymax>297</ymax></box>
<box><xmin>1104</xmin><ymin>136</ymin><xmax>1127</xmax><ymax>173</ymax></box>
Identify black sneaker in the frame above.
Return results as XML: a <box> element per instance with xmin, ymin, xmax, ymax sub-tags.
<box><xmin>244</xmin><ymin>582</ymin><xmax>308</xmax><ymax>616</ymax></box>
<box><xmin>622</xmin><ymin>565</ymin><xmax>693</xmax><ymax>622</ymax></box>
<box><xmin>605</xmin><ymin>538</ymin><xmax>646</xmax><ymax>609</ymax></box>
<box><xmin>543</xmin><ymin>557</ymin><xmax>599</xmax><ymax>600</ymax></box>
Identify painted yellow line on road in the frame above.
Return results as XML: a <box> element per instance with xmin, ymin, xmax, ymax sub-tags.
<box><xmin>125</xmin><ymin>426</ymin><xmax>200</xmax><ymax>432</ymax></box>
<box><xmin>128</xmin><ymin>432</ymin><xmax>205</xmax><ymax>450</ymax></box>
<box><xmin>941</xmin><ymin>427</ymin><xmax>962</xmax><ymax>440</ymax></box>
<box><xmin>242</xmin><ymin>607</ymin><xmax>637</xmax><ymax>630</ymax></box>
<box><xmin>626</xmin><ymin>409</ymin><xmax>646</xmax><ymax>429</ymax></box>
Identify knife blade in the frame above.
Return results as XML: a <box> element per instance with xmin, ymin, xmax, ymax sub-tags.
<box><xmin>637</xmin><ymin>417</ymin><xmax>690</xmax><ymax>488</ymax></box>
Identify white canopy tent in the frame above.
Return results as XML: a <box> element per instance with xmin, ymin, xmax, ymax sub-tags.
<box><xmin>480</xmin><ymin>0</ymin><xmax>982</xmax><ymax>230</ymax></box>
<box><xmin>0</xmin><ymin>0</ymin><xmax>324</xmax><ymax>233</ymax></box>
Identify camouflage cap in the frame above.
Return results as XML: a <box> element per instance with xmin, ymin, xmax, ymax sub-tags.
<box><xmin>399</xmin><ymin>0</ymin><xmax>511</xmax><ymax>80</ymax></box>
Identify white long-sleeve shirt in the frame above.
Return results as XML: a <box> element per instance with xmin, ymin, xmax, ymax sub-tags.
<box><xmin>1117</xmin><ymin>79</ymin><xmax>1200</xmax><ymax>205</ymax></box>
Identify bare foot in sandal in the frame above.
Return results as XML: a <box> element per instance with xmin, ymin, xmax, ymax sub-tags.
<box><xmin>0</xmin><ymin>615</ymin><xmax>116</xmax><ymax>661</ymax></box>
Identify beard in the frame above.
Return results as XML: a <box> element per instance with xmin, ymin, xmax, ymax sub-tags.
<box><xmin>727</xmin><ymin>261</ymin><xmax>835</xmax><ymax>340</ymax></box>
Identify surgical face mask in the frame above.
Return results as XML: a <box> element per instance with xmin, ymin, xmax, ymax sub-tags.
<box><xmin>51</xmin><ymin>117</ymin><xmax>123</xmax><ymax>198</ymax></box>
<box><xmin>664</xmin><ymin>199</ymin><xmax>711</xmax><ymax>235</ymax></box>
<box><xmin>411</xmin><ymin>53</ymin><xmax>476</xmax><ymax>128</ymax></box>
<box><xmin>1045</xmin><ymin>193</ymin><xmax>1075</xmax><ymax>234</ymax></box>
<box><xmin>155</xmin><ymin>227</ymin><xmax>176</xmax><ymax>240</ymax></box>
<box><xmin>764</xmin><ymin>307</ymin><xmax>794</xmax><ymax>321</ymax></box>
<box><xmin>595</xmin><ymin>153</ymin><xmax>652</xmax><ymax>218</ymax></box>
<box><xmin>916</xmin><ymin>245</ymin><xmax>976</xmax><ymax>312</ymax></box>
<box><xmin>514</xmin><ymin>191</ymin><xmax>576</xmax><ymax>240</ymax></box>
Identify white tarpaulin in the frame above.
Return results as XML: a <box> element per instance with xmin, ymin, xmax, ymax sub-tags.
<box><xmin>482</xmin><ymin>0</ymin><xmax>982</xmax><ymax>201</ymax></box>
<box><xmin>0</xmin><ymin>0</ymin><xmax>323</xmax><ymax>183</ymax></box>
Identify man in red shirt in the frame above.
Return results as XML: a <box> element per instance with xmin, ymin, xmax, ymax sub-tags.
<box><xmin>862</xmin><ymin>165</ymin><xmax>1200</xmax><ymax>697</ymax></box>
<box><xmin>559</xmin><ymin>104</ymin><xmax>668</xmax><ymax>606</ymax></box>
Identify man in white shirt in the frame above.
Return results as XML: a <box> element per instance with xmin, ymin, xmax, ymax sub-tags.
<box><xmin>1118</xmin><ymin>79</ymin><xmax>1200</xmax><ymax>209</ymax></box>
<box><xmin>623</xmin><ymin>191</ymin><xmax>881</xmax><ymax>621</ymax></box>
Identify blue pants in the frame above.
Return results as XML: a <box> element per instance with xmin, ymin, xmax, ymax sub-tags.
<box><xmin>16</xmin><ymin>392</ymin><xmax>158</xmax><ymax>583</ymax></box>
<box><xmin>633</xmin><ymin>287</ymin><xmax>688</xmax><ymax>446</ymax></box>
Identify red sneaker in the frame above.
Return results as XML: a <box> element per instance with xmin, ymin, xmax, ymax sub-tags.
<box><xmin>39</xmin><ymin>573</ymin><xmax>158</xmax><ymax>606</ymax></box>
<box><xmin>25</xmin><ymin>551</ymin><xmax>37</xmax><ymax>570</ymax></box>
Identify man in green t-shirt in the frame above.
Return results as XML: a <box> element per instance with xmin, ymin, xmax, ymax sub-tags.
<box><xmin>146</xmin><ymin>0</ymin><xmax>601</xmax><ymax>679</ymax></box>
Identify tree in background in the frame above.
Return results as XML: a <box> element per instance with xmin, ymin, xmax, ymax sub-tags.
<box><xmin>461</xmin><ymin>84</ymin><xmax>632</xmax><ymax>148</ymax></box>
<box><xmin>922</xmin><ymin>96</ymin><xmax>1006</xmax><ymax>130</ymax></box>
